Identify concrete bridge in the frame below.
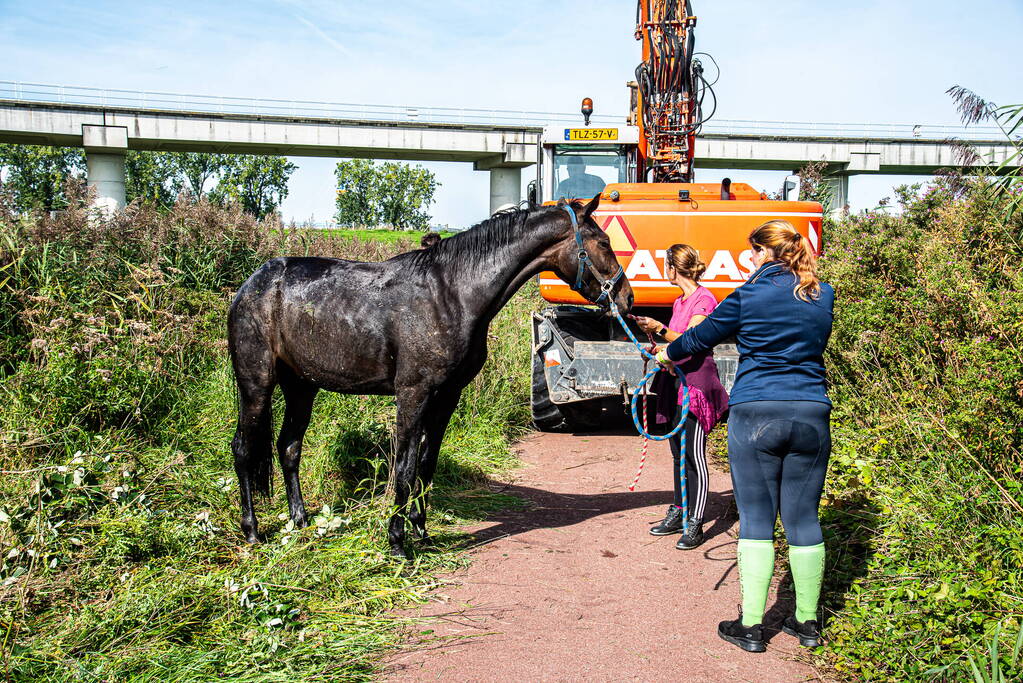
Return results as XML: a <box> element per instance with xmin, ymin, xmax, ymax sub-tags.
<box><xmin>0</xmin><ymin>81</ymin><xmax>1016</xmax><ymax>214</ymax></box>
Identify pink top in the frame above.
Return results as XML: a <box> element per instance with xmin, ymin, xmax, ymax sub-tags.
<box><xmin>663</xmin><ymin>286</ymin><xmax>729</xmax><ymax>433</ymax></box>
<box><xmin>669</xmin><ymin>287</ymin><xmax>717</xmax><ymax>334</ymax></box>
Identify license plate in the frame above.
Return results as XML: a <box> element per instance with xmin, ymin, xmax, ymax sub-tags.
<box><xmin>564</xmin><ymin>128</ymin><xmax>619</xmax><ymax>141</ymax></box>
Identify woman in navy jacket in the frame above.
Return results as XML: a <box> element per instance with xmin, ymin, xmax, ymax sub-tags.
<box><xmin>656</xmin><ymin>220</ymin><xmax>834</xmax><ymax>653</ymax></box>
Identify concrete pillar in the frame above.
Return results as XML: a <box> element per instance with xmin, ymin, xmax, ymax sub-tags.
<box><xmin>86</xmin><ymin>152</ymin><xmax>127</xmax><ymax>214</ymax></box>
<box><xmin>489</xmin><ymin>167</ymin><xmax>521</xmax><ymax>214</ymax></box>
<box><xmin>823</xmin><ymin>174</ymin><xmax>850</xmax><ymax>217</ymax></box>
<box><xmin>82</xmin><ymin>125</ymin><xmax>128</xmax><ymax>214</ymax></box>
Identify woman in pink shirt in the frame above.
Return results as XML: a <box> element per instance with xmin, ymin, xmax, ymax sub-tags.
<box><xmin>634</xmin><ymin>244</ymin><xmax>729</xmax><ymax>550</ymax></box>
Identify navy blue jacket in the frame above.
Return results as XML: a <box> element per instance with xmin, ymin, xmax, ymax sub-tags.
<box><xmin>665</xmin><ymin>262</ymin><xmax>834</xmax><ymax>406</ymax></box>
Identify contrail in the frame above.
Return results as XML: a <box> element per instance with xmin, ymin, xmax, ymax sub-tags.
<box><xmin>295</xmin><ymin>14</ymin><xmax>354</xmax><ymax>58</ymax></box>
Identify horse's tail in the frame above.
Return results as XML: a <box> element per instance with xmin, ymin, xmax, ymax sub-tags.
<box><xmin>227</xmin><ymin>379</ymin><xmax>276</xmax><ymax>500</ymax></box>
<box><xmin>230</xmin><ymin>388</ymin><xmax>274</xmax><ymax>501</ymax></box>
<box><xmin>227</xmin><ymin>266</ymin><xmax>278</xmax><ymax>499</ymax></box>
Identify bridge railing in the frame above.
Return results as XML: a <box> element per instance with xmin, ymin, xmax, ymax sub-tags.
<box><xmin>698</xmin><ymin>118</ymin><xmax>1005</xmax><ymax>142</ymax></box>
<box><xmin>0</xmin><ymin>80</ymin><xmax>1007</xmax><ymax>142</ymax></box>
<box><xmin>0</xmin><ymin>81</ymin><xmax>594</xmax><ymax>128</ymax></box>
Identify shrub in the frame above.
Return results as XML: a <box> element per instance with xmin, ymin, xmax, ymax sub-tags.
<box><xmin>817</xmin><ymin>178</ymin><xmax>1023</xmax><ymax>680</ymax></box>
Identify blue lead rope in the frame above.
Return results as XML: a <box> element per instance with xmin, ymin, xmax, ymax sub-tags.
<box><xmin>608</xmin><ymin>301</ymin><xmax>691</xmax><ymax>532</ymax></box>
<box><xmin>608</xmin><ymin>302</ymin><xmax>690</xmax><ymax>441</ymax></box>
<box><xmin>556</xmin><ymin>202</ymin><xmax>690</xmax><ymax>531</ymax></box>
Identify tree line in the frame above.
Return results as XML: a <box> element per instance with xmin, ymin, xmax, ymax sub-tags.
<box><xmin>0</xmin><ymin>146</ymin><xmax>295</xmax><ymax>219</ymax></box>
<box><xmin>333</xmin><ymin>159</ymin><xmax>438</xmax><ymax>231</ymax></box>
<box><xmin>1</xmin><ymin>145</ymin><xmax>441</xmax><ymax>228</ymax></box>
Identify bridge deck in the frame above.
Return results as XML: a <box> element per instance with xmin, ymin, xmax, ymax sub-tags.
<box><xmin>1</xmin><ymin>81</ymin><xmax>1017</xmax><ymax>214</ymax></box>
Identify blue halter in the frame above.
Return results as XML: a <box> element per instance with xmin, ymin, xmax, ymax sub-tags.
<box><xmin>559</xmin><ymin>204</ymin><xmax>624</xmax><ymax>306</ymax></box>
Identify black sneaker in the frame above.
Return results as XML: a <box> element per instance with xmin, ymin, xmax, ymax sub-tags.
<box><xmin>718</xmin><ymin>618</ymin><xmax>766</xmax><ymax>653</ymax></box>
<box><xmin>782</xmin><ymin>616</ymin><xmax>822</xmax><ymax>647</ymax></box>
<box><xmin>675</xmin><ymin>518</ymin><xmax>705</xmax><ymax>549</ymax></box>
<box><xmin>649</xmin><ymin>505</ymin><xmax>685</xmax><ymax>535</ymax></box>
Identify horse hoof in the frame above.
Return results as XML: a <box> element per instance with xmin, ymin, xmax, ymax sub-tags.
<box><xmin>242</xmin><ymin>522</ymin><xmax>261</xmax><ymax>543</ymax></box>
<box><xmin>390</xmin><ymin>545</ymin><xmax>410</xmax><ymax>560</ymax></box>
<box><xmin>292</xmin><ymin>514</ymin><xmax>308</xmax><ymax>529</ymax></box>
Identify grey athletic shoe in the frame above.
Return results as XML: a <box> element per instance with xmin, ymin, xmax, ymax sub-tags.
<box><xmin>649</xmin><ymin>505</ymin><xmax>685</xmax><ymax>535</ymax></box>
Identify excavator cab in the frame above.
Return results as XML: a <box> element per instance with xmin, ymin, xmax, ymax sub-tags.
<box><xmin>538</xmin><ymin>125</ymin><xmax>640</xmax><ymax>202</ymax></box>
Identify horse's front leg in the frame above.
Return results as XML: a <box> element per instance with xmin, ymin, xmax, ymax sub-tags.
<box><xmin>388</xmin><ymin>387</ymin><xmax>430</xmax><ymax>559</ymax></box>
<box><xmin>409</xmin><ymin>388</ymin><xmax>462</xmax><ymax>543</ymax></box>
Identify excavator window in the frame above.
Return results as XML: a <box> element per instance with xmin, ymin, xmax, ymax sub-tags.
<box><xmin>553</xmin><ymin>146</ymin><xmax>630</xmax><ymax>200</ymax></box>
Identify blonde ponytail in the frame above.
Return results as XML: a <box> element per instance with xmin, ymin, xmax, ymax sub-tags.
<box><xmin>748</xmin><ymin>220</ymin><xmax>821</xmax><ymax>301</ymax></box>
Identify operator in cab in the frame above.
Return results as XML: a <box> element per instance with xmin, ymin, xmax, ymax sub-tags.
<box><xmin>556</xmin><ymin>156</ymin><xmax>606</xmax><ymax>199</ymax></box>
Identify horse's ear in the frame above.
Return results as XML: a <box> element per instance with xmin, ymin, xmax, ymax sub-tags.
<box><xmin>581</xmin><ymin>194</ymin><xmax>601</xmax><ymax>221</ymax></box>
<box><xmin>556</xmin><ymin>197</ymin><xmax>568</xmax><ymax>207</ymax></box>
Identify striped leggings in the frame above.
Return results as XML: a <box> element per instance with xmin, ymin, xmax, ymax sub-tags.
<box><xmin>668</xmin><ymin>411</ymin><xmax>709</xmax><ymax>521</ymax></box>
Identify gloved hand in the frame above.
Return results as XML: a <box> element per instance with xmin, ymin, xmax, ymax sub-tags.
<box><xmin>655</xmin><ymin>347</ymin><xmax>671</xmax><ymax>365</ymax></box>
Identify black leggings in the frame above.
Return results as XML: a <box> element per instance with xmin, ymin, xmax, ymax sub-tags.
<box><xmin>728</xmin><ymin>401</ymin><xmax>832</xmax><ymax>546</ymax></box>
<box><xmin>668</xmin><ymin>412</ymin><xmax>709</xmax><ymax>521</ymax></box>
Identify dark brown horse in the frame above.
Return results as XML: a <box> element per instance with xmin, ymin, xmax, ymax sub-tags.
<box><xmin>227</xmin><ymin>196</ymin><xmax>632</xmax><ymax>557</ymax></box>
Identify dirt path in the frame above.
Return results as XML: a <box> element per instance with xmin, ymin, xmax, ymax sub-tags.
<box><xmin>386</xmin><ymin>430</ymin><xmax>820</xmax><ymax>682</ymax></box>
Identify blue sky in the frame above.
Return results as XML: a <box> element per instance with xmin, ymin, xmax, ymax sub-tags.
<box><xmin>3</xmin><ymin>0</ymin><xmax>1022</xmax><ymax>226</ymax></box>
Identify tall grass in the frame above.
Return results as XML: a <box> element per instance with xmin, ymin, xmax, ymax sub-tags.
<box><xmin>0</xmin><ymin>185</ymin><xmax>537</xmax><ymax>680</ymax></box>
<box><xmin>815</xmin><ymin>179</ymin><xmax>1023</xmax><ymax>681</ymax></box>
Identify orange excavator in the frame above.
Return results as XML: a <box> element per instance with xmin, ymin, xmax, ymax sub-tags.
<box><xmin>529</xmin><ymin>0</ymin><xmax>824</xmax><ymax>431</ymax></box>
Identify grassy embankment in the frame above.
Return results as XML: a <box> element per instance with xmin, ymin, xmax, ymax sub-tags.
<box><xmin>813</xmin><ymin>181</ymin><xmax>1023</xmax><ymax>681</ymax></box>
<box><xmin>0</xmin><ymin>191</ymin><xmax>537</xmax><ymax>680</ymax></box>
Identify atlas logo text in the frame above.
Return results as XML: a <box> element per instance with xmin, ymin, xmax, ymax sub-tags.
<box><xmin>624</xmin><ymin>249</ymin><xmax>756</xmax><ymax>285</ymax></box>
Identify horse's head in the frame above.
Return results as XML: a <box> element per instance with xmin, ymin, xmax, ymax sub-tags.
<box><xmin>550</xmin><ymin>196</ymin><xmax>634</xmax><ymax>314</ymax></box>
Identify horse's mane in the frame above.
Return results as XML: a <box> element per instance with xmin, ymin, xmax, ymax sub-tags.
<box><xmin>404</xmin><ymin>203</ymin><xmax>574</xmax><ymax>272</ymax></box>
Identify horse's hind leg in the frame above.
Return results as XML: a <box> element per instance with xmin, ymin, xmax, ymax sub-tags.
<box><xmin>232</xmin><ymin>375</ymin><xmax>275</xmax><ymax>543</ymax></box>
<box><xmin>277</xmin><ymin>365</ymin><xmax>318</xmax><ymax>528</ymax></box>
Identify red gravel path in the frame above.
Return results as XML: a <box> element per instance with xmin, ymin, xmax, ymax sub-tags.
<box><xmin>386</xmin><ymin>430</ymin><xmax>821</xmax><ymax>682</ymax></box>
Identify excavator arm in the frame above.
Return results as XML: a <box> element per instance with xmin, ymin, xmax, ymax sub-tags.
<box><xmin>633</xmin><ymin>0</ymin><xmax>716</xmax><ymax>183</ymax></box>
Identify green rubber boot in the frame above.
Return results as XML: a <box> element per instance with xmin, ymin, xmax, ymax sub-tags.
<box><xmin>789</xmin><ymin>542</ymin><xmax>825</xmax><ymax>623</ymax></box>
<box><xmin>737</xmin><ymin>538</ymin><xmax>775</xmax><ymax>626</ymax></box>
